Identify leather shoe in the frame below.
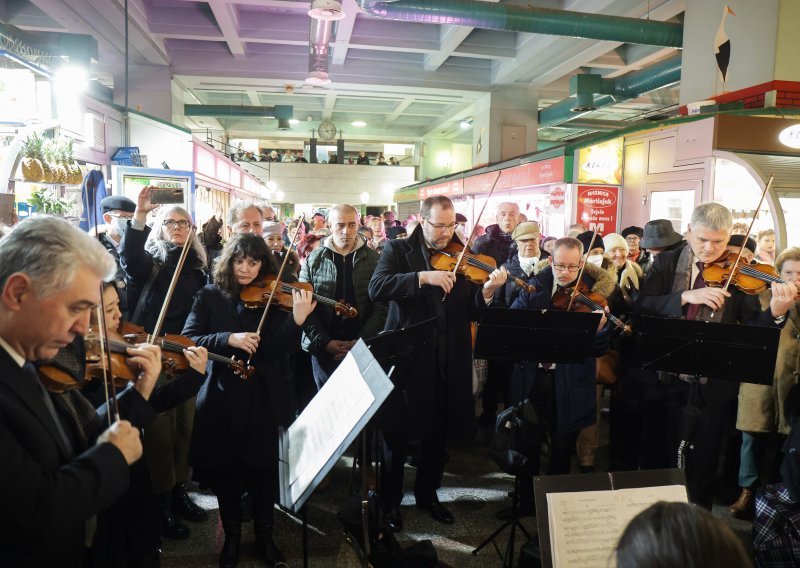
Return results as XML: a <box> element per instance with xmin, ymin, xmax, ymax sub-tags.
<box><xmin>728</xmin><ymin>487</ymin><xmax>755</xmax><ymax>519</ymax></box>
<box><xmin>219</xmin><ymin>534</ymin><xmax>240</xmax><ymax>568</ymax></box>
<box><xmin>384</xmin><ymin>506</ymin><xmax>403</xmax><ymax>532</ymax></box>
<box><xmin>160</xmin><ymin>507</ymin><xmax>190</xmax><ymax>540</ymax></box>
<box><xmin>172</xmin><ymin>483</ymin><xmax>209</xmax><ymax>522</ymax></box>
<box><xmin>417</xmin><ymin>496</ymin><xmax>454</xmax><ymax>524</ymax></box>
<box><xmin>255</xmin><ymin>536</ymin><xmax>285</xmax><ymax>567</ymax></box>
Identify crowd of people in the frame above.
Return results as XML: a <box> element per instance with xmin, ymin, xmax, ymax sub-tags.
<box><xmin>3</xmin><ymin>189</ymin><xmax>800</xmax><ymax>568</ymax></box>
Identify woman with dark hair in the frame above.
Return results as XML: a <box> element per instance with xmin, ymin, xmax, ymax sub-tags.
<box><xmin>616</xmin><ymin>502</ymin><xmax>751</xmax><ymax>568</ymax></box>
<box><xmin>297</xmin><ymin>233</ymin><xmax>322</xmax><ymax>262</ymax></box>
<box><xmin>182</xmin><ymin>233</ymin><xmax>315</xmax><ymax>568</ymax></box>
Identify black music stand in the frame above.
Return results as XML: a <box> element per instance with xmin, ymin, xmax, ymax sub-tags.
<box><xmin>636</xmin><ymin>315</ymin><xmax>780</xmax><ymax>467</ymax></box>
<box><xmin>475</xmin><ymin>308</ymin><xmax>602</xmax><ymax>362</ymax></box>
<box><xmin>472</xmin><ymin>308</ymin><xmax>602</xmax><ymax>568</ymax></box>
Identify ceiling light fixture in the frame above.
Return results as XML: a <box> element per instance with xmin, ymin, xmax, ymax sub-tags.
<box><xmin>289</xmin><ymin>119</ymin><xmax>300</xmax><ymax>125</ymax></box>
<box><xmin>351</xmin><ymin>120</ymin><xmax>367</xmax><ymax>127</ymax></box>
<box><xmin>308</xmin><ymin>0</ymin><xmax>346</xmax><ymax>21</ymax></box>
<box><xmin>305</xmin><ymin>71</ymin><xmax>331</xmax><ymax>86</ymax></box>
<box><xmin>459</xmin><ymin>119</ymin><xmax>473</xmax><ymax>129</ymax></box>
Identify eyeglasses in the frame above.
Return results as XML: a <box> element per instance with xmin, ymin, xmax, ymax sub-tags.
<box><xmin>552</xmin><ymin>263</ymin><xmax>581</xmax><ymax>272</ymax></box>
<box><xmin>424</xmin><ymin>219</ymin><xmax>458</xmax><ymax>232</ymax></box>
<box><xmin>163</xmin><ymin>219</ymin><xmax>191</xmax><ymax>229</ymax></box>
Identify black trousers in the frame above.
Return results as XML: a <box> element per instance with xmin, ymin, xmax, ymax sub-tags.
<box><xmin>481</xmin><ymin>359</ymin><xmax>513</xmax><ymax>418</ymax></box>
<box><xmin>380</xmin><ymin>378</ymin><xmax>447</xmax><ymax>508</ymax></box>
<box><xmin>659</xmin><ymin>379</ymin><xmax>737</xmax><ymax>510</ymax></box>
<box><xmin>516</xmin><ymin>368</ymin><xmax>580</xmax><ymax>504</ymax></box>
<box><xmin>311</xmin><ymin>352</ymin><xmax>340</xmax><ymax>391</ymax></box>
<box><xmin>205</xmin><ymin>461</ymin><xmax>278</xmax><ymax>535</ymax></box>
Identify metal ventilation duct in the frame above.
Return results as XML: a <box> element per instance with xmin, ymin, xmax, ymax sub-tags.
<box><xmin>538</xmin><ymin>53</ymin><xmax>682</xmax><ymax>128</ymax></box>
<box><xmin>184</xmin><ymin>104</ymin><xmax>294</xmax><ymax>129</ymax></box>
<box><xmin>308</xmin><ymin>16</ymin><xmax>335</xmax><ymax>84</ymax></box>
<box><xmin>355</xmin><ymin>0</ymin><xmax>682</xmax><ymax>47</ymax></box>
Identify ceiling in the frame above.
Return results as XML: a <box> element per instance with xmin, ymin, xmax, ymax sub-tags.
<box><xmin>3</xmin><ymin>0</ymin><xmax>685</xmax><ymax>145</ymax></box>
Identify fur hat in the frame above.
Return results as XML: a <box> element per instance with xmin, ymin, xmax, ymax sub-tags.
<box><xmin>621</xmin><ymin>226</ymin><xmax>644</xmax><ymax>239</ymax></box>
<box><xmin>577</xmin><ymin>230</ymin><xmax>604</xmax><ymax>252</ymax></box>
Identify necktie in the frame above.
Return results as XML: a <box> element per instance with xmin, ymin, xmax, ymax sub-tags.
<box><xmin>685</xmin><ymin>261</ymin><xmax>706</xmax><ymax>321</ymax></box>
<box><xmin>23</xmin><ymin>362</ymin><xmax>75</xmax><ymax>457</ymax></box>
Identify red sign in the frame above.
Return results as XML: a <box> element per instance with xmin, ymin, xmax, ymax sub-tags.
<box><xmin>575</xmin><ymin>185</ymin><xmax>619</xmax><ymax>235</ymax></box>
<box><xmin>549</xmin><ymin>185</ymin><xmax>565</xmax><ymax>211</ymax></box>
<box><xmin>418</xmin><ymin>179</ymin><xmax>464</xmax><ymax>199</ymax></box>
<box><xmin>462</xmin><ymin>156</ymin><xmax>564</xmax><ymax>194</ymax></box>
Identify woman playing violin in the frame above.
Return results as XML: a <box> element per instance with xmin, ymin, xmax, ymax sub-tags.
<box><xmin>83</xmin><ymin>282</ymin><xmax>210</xmax><ymax>568</ymax></box>
<box><xmin>182</xmin><ymin>233</ymin><xmax>315</xmax><ymax>568</ymax></box>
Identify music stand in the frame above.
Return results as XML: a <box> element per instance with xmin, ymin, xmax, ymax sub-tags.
<box><xmin>471</xmin><ymin>308</ymin><xmax>602</xmax><ymax>568</ymax></box>
<box><xmin>636</xmin><ymin>315</ymin><xmax>779</xmax><ymax>385</ymax></box>
<box><xmin>475</xmin><ymin>308</ymin><xmax>602</xmax><ymax>362</ymax></box>
<box><xmin>636</xmin><ymin>315</ymin><xmax>780</xmax><ymax>467</ymax></box>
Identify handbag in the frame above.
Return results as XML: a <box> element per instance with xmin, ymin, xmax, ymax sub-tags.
<box><xmin>596</xmin><ymin>349</ymin><xmax>620</xmax><ymax>385</ymax></box>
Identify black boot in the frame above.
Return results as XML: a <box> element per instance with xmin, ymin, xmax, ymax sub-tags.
<box><xmin>156</xmin><ymin>492</ymin><xmax>190</xmax><ymax>540</ymax></box>
<box><xmin>254</xmin><ymin>523</ymin><xmax>284</xmax><ymax>567</ymax></box>
<box><xmin>218</xmin><ymin>526</ymin><xmax>241</xmax><ymax>568</ymax></box>
<box><xmin>172</xmin><ymin>482</ymin><xmax>209</xmax><ymax>522</ymax></box>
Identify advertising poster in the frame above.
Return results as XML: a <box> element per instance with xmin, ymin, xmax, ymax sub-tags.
<box><xmin>576</xmin><ymin>185</ymin><xmax>619</xmax><ymax>235</ymax></box>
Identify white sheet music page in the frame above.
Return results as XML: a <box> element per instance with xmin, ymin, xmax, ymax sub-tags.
<box><xmin>286</xmin><ymin>354</ymin><xmax>375</xmax><ymax>503</ymax></box>
<box><xmin>547</xmin><ymin>484</ymin><xmax>688</xmax><ymax>568</ymax></box>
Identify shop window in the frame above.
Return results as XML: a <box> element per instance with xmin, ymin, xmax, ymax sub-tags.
<box><xmin>649</xmin><ymin>190</ymin><xmax>695</xmax><ymax>235</ymax></box>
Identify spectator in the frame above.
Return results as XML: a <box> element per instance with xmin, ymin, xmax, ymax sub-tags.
<box><xmin>567</xmin><ymin>223</ymin><xmax>586</xmax><ymax>238</ymax></box>
<box><xmin>264</xmin><ymin>222</ymin><xmax>300</xmax><ymax>278</ymax></box>
<box><xmin>386</xmin><ymin>226</ymin><xmax>407</xmax><ymax>240</ymax></box>
<box><xmin>268</xmin><ymin>150</ymin><xmax>280</xmax><ymax>162</ymax></box>
<box><xmin>376</xmin><ymin>156</ymin><xmax>388</xmax><ymax>166</ymax></box>
<box><xmin>639</xmin><ymin>219</ymin><xmax>685</xmax><ymax>257</ymax></box>
<box><xmin>472</xmin><ymin>202</ymin><xmax>521</xmax><ymax>267</ymax></box>
<box><xmin>389</xmin><ymin>157</ymin><xmax>398</xmax><ymax>166</ymax></box>
<box><xmin>356</xmin><ymin>151</ymin><xmax>370</xmax><ymax>165</ymax></box>
<box><xmin>755</xmin><ymin>228</ymin><xmax>776</xmax><ymax>265</ymax></box>
<box><xmin>312</xmin><ymin>212</ymin><xmax>327</xmax><ymax>233</ymax></box>
<box><xmin>541</xmin><ymin>236</ymin><xmax>556</xmax><ymax>259</ymax></box>
<box><xmin>282</xmin><ymin>150</ymin><xmax>293</xmax><ymax>163</ymax></box>
<box><xmin>369</xmin><ymin>216</ymin><xmax>387</xmax><ymax>251</ymax></box>
<box><xmin>227</xmin><ymin>202</ymin><xmax>264</xmax><ymax>237</ymax></box>
<box><xmin>622</xmin><ymin>225</ymin><xmax>653</xmax><ymax>273</ymax></box>
<box><xmin>297</xmin><ymin>233</ymin><xmax>322</xmax><ymax>262</ymax></box>
<box><xmin>295</xmin><ymin>152</ymin><xmax>308</xmax><ymax>163</ymax></box>
<box><xmin>381</xmin><ymin>210</ymin><xmax>396</xmax><ymax>224</ymax></box>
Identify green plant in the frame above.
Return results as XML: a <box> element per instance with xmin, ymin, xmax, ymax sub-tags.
<box><xmin>28</xmin><ymin>188</ymin><xmax>74</xmax><ymax>216</ymax></box>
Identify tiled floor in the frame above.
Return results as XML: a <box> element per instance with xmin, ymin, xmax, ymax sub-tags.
<box><xmin>160</xmin><ymin>425</ymin><xmax>753</xmax><ymax>567</ymax></box>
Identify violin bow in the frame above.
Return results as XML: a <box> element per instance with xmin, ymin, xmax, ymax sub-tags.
<box><xmin>148</xmin><ymin>223</ymin><xmax>197</xmax><ymax>343</ymax></box>
<box><xmin>567</xmin><ymin>229</ymin><xmax>598</xmax><ymax>312</ymax></box>
<box><xmin>250</xmin><ymin>213</ymin><xmax>306</xmax><ymax>365</ymax></box>
<box><xmin>721</xmin><ymin>174</ymin><xmax>774</xmax><ymax>294</ymax></box>
<box><xmin>90</xmin><ymin>174</ymin><xmax>120</xmax><ymax>422</ymax></box>
<box><xmin>444</xmin><ymin>171</ymin><xmax>502</xmax><ymax>301</ymax></box>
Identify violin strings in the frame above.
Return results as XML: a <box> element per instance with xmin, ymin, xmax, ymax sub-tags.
<box><xmin>574</xmin><ymin>292</ymin><xmax>625</xmax><ymax>330</ymax></box>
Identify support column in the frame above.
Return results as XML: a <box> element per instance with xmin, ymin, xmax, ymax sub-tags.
<box><xmin>472</xmin><ymin>87</ymin><xmax>538</xmax><ymax>167</ymax></box>
<box><xmin>114</xmin><ymin>64</ymin><xmax>174</xmax><ymax>123</ymax></box>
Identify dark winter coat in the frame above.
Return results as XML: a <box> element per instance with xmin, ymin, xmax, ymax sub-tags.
<box><xmin>368</xmin><ymin>225</ymin><xmax>488</xmax><ymax>441</ymax></box>
<box><xmin>509</xmin><ymin>262</ymin><xmax>614</xmax><ymax>434</ymax></box>
<box><xmin>471</xmin><ymin>223</ymin><xmax>517</xmax><ymax>267</ymax></box>
<box><xmin>182</xmin><ymin>285</ymin><xmax>301</xmax><ymax>473</ymax></box>
<box><xmin>97</xmin><ymin>231</ymin><xmax>131</xmax><ymax>320</ymax></box>
<box><xmin>300</xmin><ymin>235</ymin><xmax>388</xmax><ymax>354</ymax></box>
<box><xmin>119</xmin><ymin>224</ymin><xmax>207</xmax><ymax>334</ymax></box>
<box><xmin>499</xmin><ymin>252</ymin><xmax>539</xmax><ymax>308</ymax></box>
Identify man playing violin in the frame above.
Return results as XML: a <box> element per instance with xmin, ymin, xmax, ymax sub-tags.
<box><xmin>502</xmin><ymin>237</ymin><xmax>612</xmax><ymax>518</ymax></box>
<box><xmin>636</xmin><ymin>202</ymin><xmax>797</xmax><ymax>509</ymax></box>
<box><xmin>368</xmin><ymin>195</ymin><xmax>507</xmax><ymax>531</ymax></box>
<box><xmin>300</xmin><ymin>204</ymin><xmax>388</xmax><ymax>389</ymax></box>
<box><xmin>0</xmin><ymin>216</ymin><xmax>163</xmax><ymax>567</ymax></box>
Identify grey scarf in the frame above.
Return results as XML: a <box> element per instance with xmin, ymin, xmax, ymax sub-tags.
<box><xmin>670</xmin><ymin>244</ymin><xmax>723</xmax><ymax>323</ymax></box>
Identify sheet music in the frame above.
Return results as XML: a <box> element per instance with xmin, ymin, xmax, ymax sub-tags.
<box><xmin>547</xmin><ymin>485</ymin><xmax>687</xmax><ymax>568</ymax></box>
<box><xmin>286</xmin><ymin>354</ymin><xmax>375</xmax><ymax>503</ymax></box>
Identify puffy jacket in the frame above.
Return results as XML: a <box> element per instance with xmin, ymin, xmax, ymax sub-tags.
<box><xmin>299</xmin><ymin>234</ymin><xmax>388</xmax><ymax>354</ymax></box>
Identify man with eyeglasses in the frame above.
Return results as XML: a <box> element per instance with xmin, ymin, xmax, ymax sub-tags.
<box><xmin>369</xmin><ymin>195</ymin><xmax>508</xmax><ymax>531</ymax></box>
<box><xmin>500</xmin><ymin>237</ymin><xmax>612</xmax><ymax>519</ymax></box>
<box><xmin>97</xmin><ymin>195</ymin><xmax>136</xmax><ymax>319</ymax></box>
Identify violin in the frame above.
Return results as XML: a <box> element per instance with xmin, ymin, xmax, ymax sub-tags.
<box><xmin>429</xmin><ymin>241</ymin><xmax>535</xmax><ymax>293</ymax></box>
<box><xmin>117</xmin><ymin>320</ymin><xmax>255</xmax><ymax>379</ymax></box>
<box><xmin>702</xmin><ymin>252</ymin><xmax>785</xmax><ymax>295</ymax></box>
<box><xmin>551</xmin><ymin>282</ymin><xmax>630</xmax><ymax>334</ymax></box>
<box><xmin>38</xmin><ymin>327</ymin><xmax>141</xmax><ymax>393</ymax></box>
<box><xmin>240</xmin><ymin>275</ymin><xmax>358</xmax><ymax>318</ymax></box>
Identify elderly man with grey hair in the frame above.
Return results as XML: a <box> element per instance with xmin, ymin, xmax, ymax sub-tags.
<box><xmin>635</xmin><ymin>201</ymin><xmax>797</xmax><ymax>510</ymax></box>
<box><xmin>0</xmin><ymin>216</ymin><xmax>163</xmax><ymax>566</ymax></box>
<box><xmin>227</xmin><ymin>202</ymin><xmax>264</xmax><ymax>237</ymax></box>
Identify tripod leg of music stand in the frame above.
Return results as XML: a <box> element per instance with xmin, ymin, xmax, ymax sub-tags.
<box><xmin>303</xmin><ymin>503</ymin><xmax>309</xmax><ymax>568</ymax></box>
<box><xmin>471</xmin><ymin>519</ymin><xmax>512</xmax><ymax>556</ymax></box>
<box><xmin>361</xmin><ymin>428</ymin><xmax>371</xmax><ymax>568</ymax></box>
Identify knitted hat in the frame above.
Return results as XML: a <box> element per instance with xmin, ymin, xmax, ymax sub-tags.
<box><xmin>576</xmin><ymin>230</ymin><xmax>604</xmax><ymax>252</ymax></box>
<box><xmin>262</xmin><ymin>222</ymin><xmax>283</xmax><ymax>236</ymax></box>
<box><xmin>603</xmin><ymin>233</ymin><xmax>629</xmax><ymax>253</ymax></box>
